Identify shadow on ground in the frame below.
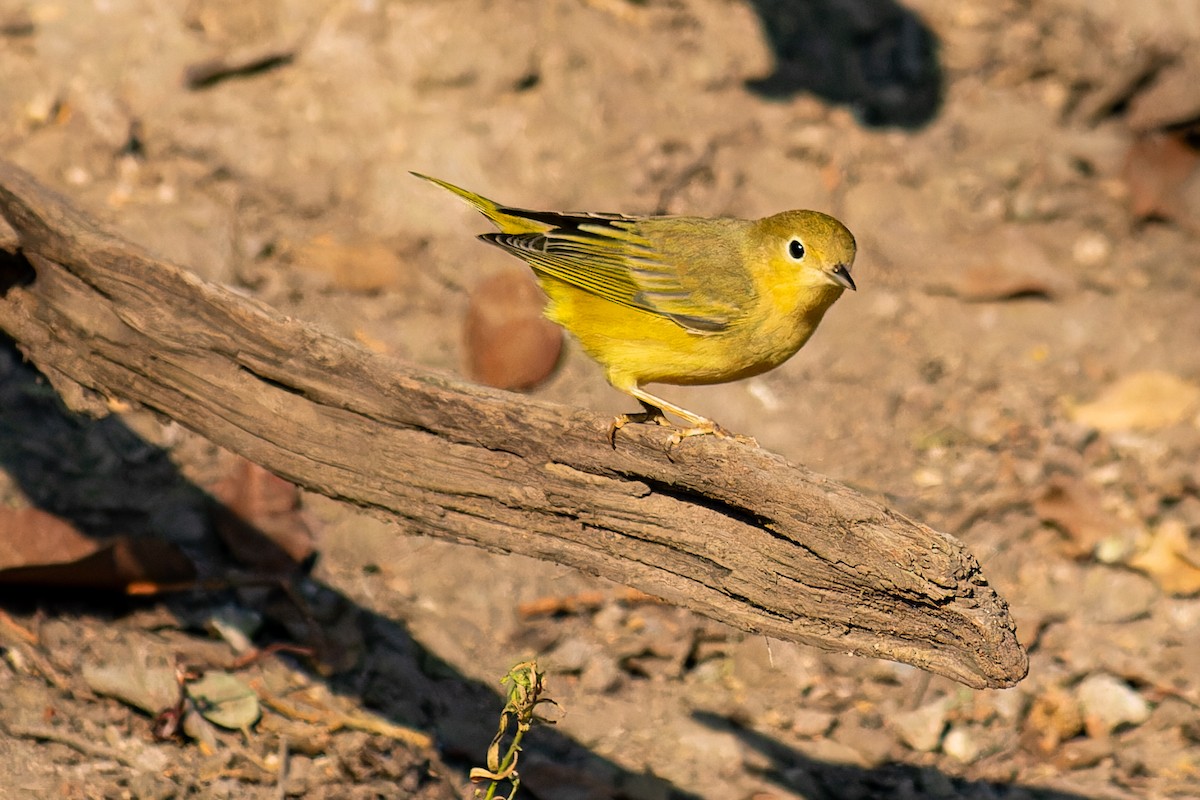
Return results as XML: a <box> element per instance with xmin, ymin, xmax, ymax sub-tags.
<box><xmin>747</xmin><ymin>0</ymin><xmax>942</xmax><ymax>128</ymax></box>
<box><xmin>694</xmin><ymin>710</ymin><xmax>1101</xmax><ymax>800</ymax></box>
<box><xmin>0</xmin><ymin>336</ymin><xmax>1099</xmax><ymax>799</ymax></box>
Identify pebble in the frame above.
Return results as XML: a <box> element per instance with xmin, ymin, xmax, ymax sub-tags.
<box><xmin>791</xmin><ymin>709</ymin><xmax>837</xmax><ymax>738</ymax></box>
<box><xmin>1078</xmin><ymin>567</ymin><xmax>1159</xmax><ymax>624</ymax></box>
<box><xmin>942</xmin><ymin>724</ymin><xmax>983</xmax><ymax>764</ymax></box>
<box><xmin>1076</xmin><ymin>673</ymin><xmax>1151</xmax><ymax>735</ymax></box>
<box><xmin>891</xmin><ymin>699</ymin><xmax>950</xmax><ymax>753</ymax></box>
<box><xmin>831</xmin><ymin>718</ymin><xmax>895</xmax><ymax>767</ymax></box>
<box><xmin>988</xmin><ymin>688</ymin><xmax>1027</xmax><ymax>723</ymax></box>
<box><xmin>1112</xmin><ymin>727</ymin><xmax>1196</xmax><ymax>780</ymax></box>
<box><xmin>464</xmin><ymin>270</ymin><xmax>562</xmax><ymax>390</ymax></box>
<box><xmin>792</xmin><ymin>737</ymin><xmax>874</xmax><ymax>769</ymax></box>
<box><xmin>591</xmin><ymin>602</ymin><xmax>626</xmax><ymax>633</ymax></box>
<box><xmin>546</xmin><ymin>636</ymin><xmax>600</xmax><ymax>674</ymax></box>
<box><xmin>1072</xmin><ymin>231</ymin><xmax>1111</xmax><ymax>267</ymax></box>
<box><xmin>580</xmin><ymin>655</ymin><xmax>623</xmax><ymax>694</ymax></box>
<box><xmin>1054</xmin><ymin>737</ymin><xmax>1113</xmax><ymax>770</ymax></box>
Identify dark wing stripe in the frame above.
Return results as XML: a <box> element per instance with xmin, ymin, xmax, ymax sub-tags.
<box><xmin>495</xmin><ymin>206</ymin><xmax>641</xmax><ymax>232</ymax></box>
<box><xmin>664</xmin><ymin>313</ymin><xmax>730</xmax><ymax>332</ymax></box>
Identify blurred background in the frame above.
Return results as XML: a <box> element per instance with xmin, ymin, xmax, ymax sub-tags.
<box><xmin>1</xmin><ymin>1</ymin><xmax>1198</xmax><ymax>798</ymax></box>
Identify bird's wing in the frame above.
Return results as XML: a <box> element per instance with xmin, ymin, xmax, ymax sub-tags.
<box><xmin>481</xmin><ymin>213</ymin><xmax>745</xmax><ymax>333</ymax></box>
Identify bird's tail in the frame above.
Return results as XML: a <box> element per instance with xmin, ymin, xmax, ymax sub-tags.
<box><xmin>411</xmin><ymin>172</ymin><xmax>549</xmax><ymax>235</ymax></box>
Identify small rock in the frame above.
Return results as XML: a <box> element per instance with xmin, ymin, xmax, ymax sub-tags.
<box><xmin>591</xmin><ymin>603</ymin><xmax>625</xmax><ymax>633</ymax></box>
<box><xmin>546</xmin><ymin>636</ymin><xmax>600</xmax><ymax>674</ymax></box>
<box><xmin>1112</xmin><ymin>726</ymin><xmax>1197</xmax><ymax>780</ymax></box>
<box><xmin>831</xmin><ymin>718</ymin><xmax>895</xmax><ymax>768</ymax></box>
<box><xmin>792</xmin><ymin>737</ymin><xmax>873</xmax><ymax>769</ymax></box>
<box><xmin>465</xmin><ymin>270</ymin><xmax>562</xmax><ymax>390</ymax></box>
<box><xmin>676</xmin><ymin>724</ymin><xmax>745</xmax><ymax>763</ymax></box>
<box><xmin>987</xmin><ymin>688</ymin><xmax>1027</xmax><ymax>723</ymax></box>
<box><xmin>1076</xmin><ymin>673</ymin><xmax>1151</xmax><ymax>736</ymax></box>
<box><xmin>580</xmin><ymin>655</ymin><xmax>623</xmax><ymax>694</ymax></box>
<box><xmin>1071</xmin><ymin>231</ymin><xmax>1111</xmax><ymax>267</ymax></box>
<box><xmin>1078</xmin><ymin>567</ymin><xmax>1159</xmax><ymax>624</ymax></box>
<box><xmin>1144</xmin><ymin>696</ymin><xmax>1198</xmax><ymax>733</ymax></box>
<box><xmin>892</xmin><ymin>698</ymin><xmax>949</xmax><ymax>753</ymax></box>
<box><xmin>942</xmin><ymin>724</ymin><xmax>983</xmax><ymax>764</ymax></box>
<box><xmin>790</xmin><ymin>708</ymin><xmax>836</xmax><ymax>738</ymax></box>
<box><xmin>1054</xmin><ymin>737</ymin><xmax>1113</xmax><ymax>770</ymax></box>
<box><xmin>132</xmin><ymin>744</ymin><xmax>170</xmax><ymax>773</ymax></box>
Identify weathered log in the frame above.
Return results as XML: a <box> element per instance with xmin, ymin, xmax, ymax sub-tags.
<box><xmin>0</xmin><ymin>162</ymin><xmax>1026</xmax><ymax>688</ymax></box>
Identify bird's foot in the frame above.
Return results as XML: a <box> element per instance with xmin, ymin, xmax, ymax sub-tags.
<box><xmin>608</xmin><ymin>396</ymin><xmax>758</xmax><ymax>449</ymax></box>
<box><xmin>608</xmin><ymin>407</ymin><xmax>672</xmax><ymax>447</ymax></box>
<box><xmin>665</xmin><ymin>420</ymin><xmax>758</xmax><ymax>449</ymax></box>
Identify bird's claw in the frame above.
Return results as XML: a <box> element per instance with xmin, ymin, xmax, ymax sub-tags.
<box><xmin>609</xmin><ymin>413</ymin><xmax>758</xmax><ymax>450</ymax></box>
<box><xmin>608</xmin><ymin>408</ymin><xmax>672</xmax><ymax>447</ymax></box>
<box><xmin>664</xmin><ymin>422</ymin><xmax>758</xmax><ymax>449</ymax></box>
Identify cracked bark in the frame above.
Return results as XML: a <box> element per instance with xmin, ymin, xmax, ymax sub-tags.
<box><xmin>0</xmin><ymin>162</ymin><xmax>1027</xmax><ymax>688</ymax></box>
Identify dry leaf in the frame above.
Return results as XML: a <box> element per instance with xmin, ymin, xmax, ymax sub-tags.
<box><xmin>186</xmin><ymin>671</ymin><xmax>261</xmax><ymax>731</ymax></box>
<box><xmin>82</xmin><ymin>652</ymin><xmax>180</xmax><ymax>715</ymax></box>
<box><xmin>1127</xmin><ymin>519</ymin><xmax>1200</xmax><ymax>597</ymax></box>
<box><xmin>0</xmin><ymin>507</ymin><xmax>195</xmax><ymax>590</ymax></box>
<box><xmin>1033</xmin><ymin>477</ymin><xmax>1121</xmax><ymax>559</ymax></box>
<box><xmin>210</xmin><ymin>458</ymin><xmax>316</xmax><ymax>573</ymax></box>
<box><xmin>1070</xmin><ymin>371</ymin><xmax>1200</xmax><ymax>432</ymax></box>
<box><xmin>465</xmin><ymin>270</ymin><xmax>563</xmax><ymax>391</ymax></box>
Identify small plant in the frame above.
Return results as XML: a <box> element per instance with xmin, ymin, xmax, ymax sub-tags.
<box><xmin>470</xmin><ymin>659</ymin><xmax>558</xmax><ymax>800</ymax></box>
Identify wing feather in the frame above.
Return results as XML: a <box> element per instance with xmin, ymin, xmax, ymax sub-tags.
<box><xmin>480</xmin><ymin>213</ymin><xmax>747</xmax><ymax>333</ymax></box>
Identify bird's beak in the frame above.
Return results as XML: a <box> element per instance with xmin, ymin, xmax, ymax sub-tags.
<box><xmin>830</xmin><ymin>264</ymin><xmax>856</xmax><ymax>291</ymax></box>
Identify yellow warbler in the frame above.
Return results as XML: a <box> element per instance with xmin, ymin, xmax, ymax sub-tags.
<box><xmin>415</xmin><ymin>173</ymin><xmax>856</xmax><ymax>445</ymax></box>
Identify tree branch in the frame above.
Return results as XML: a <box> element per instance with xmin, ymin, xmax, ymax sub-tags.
<box><xmin>0</xmin><ymin>162</ymin><xmax>1026</xmax><ymax>688</ymax></box>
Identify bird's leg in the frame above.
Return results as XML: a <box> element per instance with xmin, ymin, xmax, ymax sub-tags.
<box><xmin>608</xmin><ymin>399</ymin><xmax>672</xmax><ymax>447</ymax></box>
<box><xmin>618</xmin><ymin>386</ymin><xmax>758</xmax><ymax>448</ymax></box>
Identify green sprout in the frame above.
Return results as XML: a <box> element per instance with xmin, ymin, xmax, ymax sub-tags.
<box><xmin>470</xmin><ymin>660</ymin><xmax>558</xmax><ymax>800</ymax></box>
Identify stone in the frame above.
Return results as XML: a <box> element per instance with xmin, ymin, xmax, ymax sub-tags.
<box><xmin>465</xmin><ymin>270</ymin><xmax>562</xmax><ymax>391</ymax></box>
<box><xmin>942</xmin><ymin>724</ymin><xmax>983</xmax><ymax>764</ymax></box>
<box><xmin>790</xmin><ymin>709</ymin><xmax>837</xmax><ymax>738</ymax></box>
<box><xmin>1076</xmin><ymin>673</ymin><xmax>1151</xmax><ymax>735</ymax></box>
<box><xmin>891</xmin><ymin>698</ymin><xmax>950</xmax><ymax>753</ymax></box>
<box><xmin>831</xmin><ymin>718</ymin><xmax>895</xmax><ymax>768</ymax></box>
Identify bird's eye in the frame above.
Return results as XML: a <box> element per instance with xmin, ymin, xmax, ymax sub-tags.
<box><xmin>788</xmin><ymin>239</ymin><xmax>805</xmax><ymax>260</ymax></box>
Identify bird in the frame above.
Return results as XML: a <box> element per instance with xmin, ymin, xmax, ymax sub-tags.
<box><xmin>414</xmin><ymin>172</ymin><xmax>856</xmax><ymax>446</ymax></box>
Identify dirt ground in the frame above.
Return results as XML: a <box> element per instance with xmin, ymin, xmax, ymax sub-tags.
<box><xmin>2</xmin><ymin>0</ymin><xmax>1200</xmax><ymax>798</ymax></box>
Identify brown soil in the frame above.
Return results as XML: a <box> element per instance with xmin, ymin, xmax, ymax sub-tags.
<box><xmin>1</xmin><ymin>1</ymin><xmax>1199</xmax><ymax>798</ymax></box>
